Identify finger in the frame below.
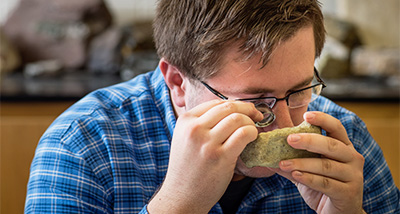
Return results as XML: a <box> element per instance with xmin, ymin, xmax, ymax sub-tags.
<box><xmin>269</xmin><ymin>167</ymin><xmax>296</xmax><ymax>181</ymax></box>
<box><xmin>303</xmin><ymin>111</ymin><xmax>352</xmax><ymax>145</ymax></box>
<box><xmin>280</xmin><ymin>158</ymin><xmax>354</xmax><ymax>182</ymax></box>
<box><xmin>292</xmin><ymin>170</ymin><xmax>364</xmax><ymax>214</ymax></box>
<box><xmin>290</xmin><ymin>170</ymin><xmax>354</xmax><ymax>200</ymax></box>
<box><xmin>189</xmin><ymin>99</ymin><xmax>226</xmax><ymax>117</ymax></box>
<box><xmin>222</xmin><ymin>125</ymin><xmax>259</xmax><ymax>157</ymax></box>
<box><xmin>210</xmin><ymin>112</ymin><xmax>256</xmax><ymax>142</ymax></box>
<box><xmin>287</xmin><ymin>133</ymin><xmax>354</xmax><ymax>163</ymax></box>
<box><xmin>198</xmin><ymin>101</ymin><xmax>263</xmax><ymax>128</ymax></box>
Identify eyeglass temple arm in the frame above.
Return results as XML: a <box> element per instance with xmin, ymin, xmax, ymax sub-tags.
<box><xmin>314</xmin><ymin>67</ymin><xmax>327</xmax><ymax>88</ymax></box>
<box><xmin>200</xmin><ymin>81</ymin><xmax>229</xmax><ymax>100</ymax></box>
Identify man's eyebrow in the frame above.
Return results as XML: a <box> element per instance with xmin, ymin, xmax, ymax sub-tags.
<box><xmin>241</xmin><ymin>75</ymin><xmax>314</xmax><ymax>94</ymax></box>
<box><xmin>241</xmin><ymin>86</ymin><xmax>273</xmax><ymax>94</ymax></box>
<box><xmin>289</xmin><ymin>75</ymin><xmax>314</xmax><ymax>91</ymax></box>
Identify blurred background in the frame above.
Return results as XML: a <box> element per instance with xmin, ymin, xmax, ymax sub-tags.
<box><xmin>1</xmin><ymin>0</ymin><xmax>399</xmax><ymax>213</ymax></box>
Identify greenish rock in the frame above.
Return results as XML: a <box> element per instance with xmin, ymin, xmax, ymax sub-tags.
<box><xmin>241</xmin><ymin>121</ymin><xmax>321</xmax><ymax>168</ymax></box>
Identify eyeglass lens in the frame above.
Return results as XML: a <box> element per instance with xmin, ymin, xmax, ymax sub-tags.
<box><xmin>251</xmin><ymin>84</ymin><xmax>323</xmax><ymax>127</ymax></box>
<box><xmin>199</xmin><ymin>75</ymin><xmax>325</xmax><ymax>128</ymax></box>
<box><xmin>287</xmin><ymin>84</ymin><xmax>322</xmax><ymax>108</ymax></box>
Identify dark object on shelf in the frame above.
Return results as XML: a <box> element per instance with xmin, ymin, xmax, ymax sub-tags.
<box><xmin>0</xmin><ymin>29</ymin><xmax>21</xmax><ymax>73</ymax></box>
<box><xmin>317</xmin><ymin>16</ymin><xmax>362</xmax><ymax>79</ymax></box>
<box><xmin>324</xmin><ymin>16</ymin><xmax>362</xmax><ymax>49</ymax></box>
<box><xmin>120</xmin><ymin>51</ymin><xmax>159</xmax><ymax>81</ymax></box>
<box><xmin>0</xmin><ymin>71</ymin><xmax>122</xmax><ymax>101</ymax></box>
<box><xmin>87</xmin><ymin>27</ymin><xmax>123</xmax><ymax>74</ymax></box>
<box><xmin>322</xmin><ymin>75</ymin><xmax>400</xmax><ymax>102</ymax></box>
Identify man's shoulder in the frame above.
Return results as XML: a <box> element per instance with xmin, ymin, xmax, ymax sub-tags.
<box><xmin>35</xmin><ymin>68</ymin><xmax>172</xmax><ymax>161</ymax></box>
<box><xmin>84</xmin><ymin>70</ymin><xmax>159</xmax><ymax>110</ymax></box>
<box><xmin>43</xmin><ymin>69</ymin><xmax>169</xmax><ymax>142</ymax></box>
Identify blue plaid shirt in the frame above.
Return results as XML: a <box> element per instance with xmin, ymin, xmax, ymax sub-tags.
<box><xmin>25</xmin><ymin>68</ymin><xmax>399</xmax><ymax>213</ymax></box>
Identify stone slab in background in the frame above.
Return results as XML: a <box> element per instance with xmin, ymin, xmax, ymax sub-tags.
<box><xmin>351</xmin><ymin>47</ymin><xmax>400</xmax><ymax>77</ymax></box>
<box><xmin>2</xmin><ymin>0</ymin><xmax>112</xmax><ymax>69</ymax></box>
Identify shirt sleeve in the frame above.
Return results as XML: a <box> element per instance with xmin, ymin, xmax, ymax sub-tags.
<box><xmin>25</xmin><ymin>71</ymin><xmax>170</xmax><ymax>213</ymax></box>
<box><xmin>25</xmin><ymin>119</ymin><xmax>114</xmax><ymax>213</ymax></box>
<box><xmin>346</xmin><ymin>115</ymin><xmax>400</xmax><ymax>213</ymax></box>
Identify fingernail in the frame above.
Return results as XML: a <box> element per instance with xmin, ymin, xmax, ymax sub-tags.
<box><xmin>293</xmin><ymin>171</ymin><xmax>303</xmax><ymax>177</ymax></box>
<box><xmin>280</xmin><ymin>160</ymin><xmax>292</xmax><ymax>167</ymax></box>
<box><xmin>289</xmin><ymin>134</ymin><xmax>301</xmax><ymax>142</ymax></box>
<box><xmin>304</xmin><ymin>112</ymin><xmax>315</xmax><ymax>121</ymax></box>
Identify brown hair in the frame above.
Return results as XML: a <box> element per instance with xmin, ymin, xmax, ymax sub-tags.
<box><xmin>153</xmin><ymin>0</ymin><xmax>325</xmax><ymax>80</ymax></box>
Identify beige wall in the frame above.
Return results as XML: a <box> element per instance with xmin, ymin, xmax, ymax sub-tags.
<box><xmin>3</xmin><ymin>0</ymin><xmax>399</xmax><ymax>48</ymax></box>
<box><xmin>338</xmin><ymin>0</ymin><xmax>399</xmax><ymax>48</ymax></box>
<box><xmin>321</xmin><ymin>0</ymin><xmax>399</xmax><ymax>48</ymax></box>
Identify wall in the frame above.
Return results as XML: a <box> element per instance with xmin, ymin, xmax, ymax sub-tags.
<box><xmin>320</xmin><ymin>0</ymin><xmax>399</xmax><ymax>48</ymax></box>
<box><xmin>2</xmin><ymin>0</ymin><xmax>399</xmax><ymax>48</ymax></box>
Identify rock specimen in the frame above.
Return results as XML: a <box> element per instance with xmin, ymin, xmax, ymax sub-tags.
<box><xmin>241</xmin><ymin>121</ymin><xmax>321</xmax><ymax>168</ymax></box>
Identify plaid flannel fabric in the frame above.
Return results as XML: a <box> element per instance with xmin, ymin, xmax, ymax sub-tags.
<box><xmin>25</xmin><ymin>68</ymin><xmax>399</xmax><ymax>213</ymax></box>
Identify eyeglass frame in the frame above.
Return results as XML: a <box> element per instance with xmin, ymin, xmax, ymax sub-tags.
<box><xmin>199</xmin><ymin>67</ymin><xmax>326</xmax><ymax>110</ymax></box>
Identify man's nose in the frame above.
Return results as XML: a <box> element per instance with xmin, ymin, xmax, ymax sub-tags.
<box><xmin>271</xmin><ymin>100</ymin><xmax>294</xmax><ymax>129</ymax></box>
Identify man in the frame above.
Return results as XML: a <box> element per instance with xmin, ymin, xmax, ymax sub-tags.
<box><xmin>25</xmin><ymin>0</ymin><xmax>399</xmax><ymax>213</ymax></box>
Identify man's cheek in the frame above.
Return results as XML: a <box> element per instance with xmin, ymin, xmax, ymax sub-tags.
<box><xmin>290</xmin><ymin>106</ymin><xmax>308</xmax><ymax>126</ymax></box>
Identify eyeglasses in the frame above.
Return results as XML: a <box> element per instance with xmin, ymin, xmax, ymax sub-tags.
<box><xmin>200</xmin><ymin>67</ymin><xmax>326</xmax><ymax>127</ymax></box>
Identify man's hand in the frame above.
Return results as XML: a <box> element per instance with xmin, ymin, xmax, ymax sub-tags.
<box><xmin>275</xmin><ymin>111</ymin><xmax>365</xmax><ymax>214</ymax></box>
<box><xmin>148</xmin><ymin>100</ymin><xmax>263</xmax><ymax>213</ymax></box>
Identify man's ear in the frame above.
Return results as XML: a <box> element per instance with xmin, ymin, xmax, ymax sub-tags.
<box><xmin>159</xmin><ymin>58</ymin><xmax>187</xmax><ymax>107</ymax></box>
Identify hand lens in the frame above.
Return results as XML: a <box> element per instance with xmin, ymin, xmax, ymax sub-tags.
<box><xmin>254</xmin><ymin>103</ymin><xmax>276</xmax><ymax>127</ymax></box>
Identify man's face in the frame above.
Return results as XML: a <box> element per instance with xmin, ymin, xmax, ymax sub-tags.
<box><xmin>184</xmin><ymin>26</ymin><xmax>316</xmax><ymax>178</ymax></box>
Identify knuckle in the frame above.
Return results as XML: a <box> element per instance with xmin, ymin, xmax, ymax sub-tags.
<box><xmin>179</xmin><ymin>111</ymin><xmax>193</xmax><ymax>121</ymax></box>
<box><xmin>321</xmin><ymin>158</ymin><xmax>332</xmax><ymax>173</ymax></box>
<box><xmin>334</xmin><ymin>119</ymin><xmax>343</xmax><ymax>130</ymax></box>
<box><xmin>355</xmin><ymin>152</ymin><xmax>365</xmax><ymax>163</ymax></box>
<box><xmin>229</xmin><ymin>113</ymin><xmax>244</xmax><ymax>124</ymax></box>
<box><xmin>353</xmin><ymin>152</ymin><xmax>365</xmax><ymax>167</ymax></box>
<box><xmin>235</xmin><ymin>126</ymin><xmax>251</xmax><ymax>139</ymax></box>
<box><xmin>322</xmin><ymin>177</ymin><xmax>331</xmax><ymax>190</ymax></box>
<box><xmin>327</xmin><ymin>139</ymin><xmax>339</xmax><ymax>152</ymax></box>
<box><xmin>222</xmin><ymin>102</ymin><xmax>237</xmax><ymax>112</ymax></box>
<box><xmin>233</xmin><ymin>126</ymin><xmax>259</xmax><ymax>144</ymax></box>
<box><xmin>188</xmin><ymin>121</ymin><xmax>202</xmax><ymax>133</ymax></box>
<box><xmin>245</xmin><ymin>102</ymin><xmax>258</xmax><ymax>112</ymax></box>
<box><xmin>186</xmin><ymin>121</ymin><xmax>206</xmax><ymax>141</ymax></box>
<box><xmin>329</xmin><ymin>117</ymin><xmax>346</xmax><ymax>133</ymax></box>
<box><xmin>201</xmin><ymin>144</ymin><xmax>220</xmax><ymax>161</ymax></box>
